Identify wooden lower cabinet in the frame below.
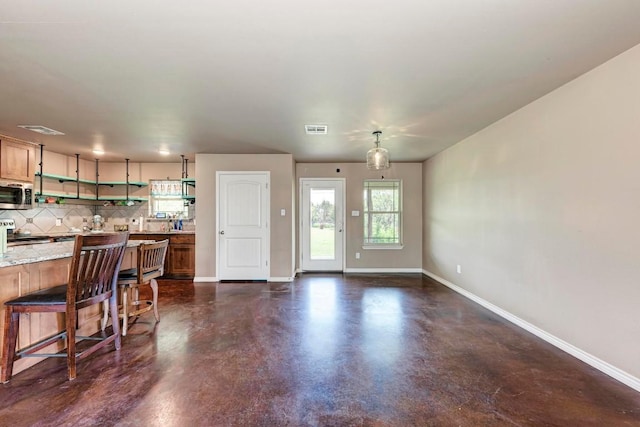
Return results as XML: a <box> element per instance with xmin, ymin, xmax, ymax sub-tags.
<box><xmin>0</xmin><ymin>264</ymin><xmax>29</xmax><ymax>376</ymax></box>
<box><xmin>129</xmin><ymin>233</ymin><xmax>195</xmax><ymax>279</ymax></box>
<box><xmin>0</xmin><ymin>259</ymin><xmax>69</xmax><ymax>377</ymax></box>
<box><xmin>166</xmin><ymin>234</ymin><xmax>195</xmax><ymax>278</ymax></box>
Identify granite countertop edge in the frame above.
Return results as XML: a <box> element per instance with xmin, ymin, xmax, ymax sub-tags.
<box><xmin>30</xmin><ymin>230</ymin><xmax>196</xmax><ymax>238</ymax></box>
<box><xmin>0</xmin><ymin>239</ymin><xmax>156</xmax><ymax>268</ymax></box>
<box><xmin>35</xmin><ymin>230</ymin><xmax>195</xmax><ymax>237</ymax></box>
<box><xmin>129</xmin><ymin>231</ymin><xmax>195</xmax><ymax>235</ymax></box>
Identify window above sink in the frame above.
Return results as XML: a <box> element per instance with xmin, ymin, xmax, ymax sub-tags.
<box><xmin>149</xmin><ymin>179</ymin><xmax>191</xmax><ymax>219</ymax></box>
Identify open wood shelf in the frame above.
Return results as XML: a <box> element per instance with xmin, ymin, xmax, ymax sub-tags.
<box><xmin>35</xmin><ymin>155</ymin><xmax>149</xmax><ymax>204</ymax></box>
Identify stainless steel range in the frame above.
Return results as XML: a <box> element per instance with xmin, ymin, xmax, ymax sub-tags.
<box><xmin>1</xmin><ymin>219</ymin><xmax>51</xmax><ymax>246</ymax></box>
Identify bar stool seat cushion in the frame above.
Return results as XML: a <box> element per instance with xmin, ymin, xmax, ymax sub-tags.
<box><xmin>117</xmin><ymin>268</ymin><xmax>162</xmax><ymax>285</ymax></box>
<box><xmin>118</xmin><ymin>268</ymin><xmax>137</xmax><ymax>277</ymax></box>
<box><xmin>5</xmin><ymin>285</ymin><xmax>67</xmax><ymax>306</ymax></box>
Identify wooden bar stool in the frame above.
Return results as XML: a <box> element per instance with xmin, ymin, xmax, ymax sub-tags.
<box><xmin>111</xmin><ymin>239</ymin><xmax>169</xmax><ymax>336</ymax></box>
<box><xmin>1</xmin><ymin>233</ymin><xmax>129</xmax><ymax>382</ymax></box>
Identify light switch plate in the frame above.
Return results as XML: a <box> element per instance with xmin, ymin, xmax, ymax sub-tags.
<box><xmin>280</xmin><ymin>209</ymin><xmax>286</xmax><ymax>216</ymax></box>
<box><xmin>351</xmin><ymin>210</ymin><xmax>360</xmax><ymax>217</ymax></box>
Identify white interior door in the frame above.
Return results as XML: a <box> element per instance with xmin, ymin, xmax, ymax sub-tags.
<box><xmin>300</xmin><ymin>179</ymin><xmax>344</xmax><ymax>271</ymax></box>
<box><xmin>217</xmin><ymin>172</ymin><xmax>270</xmax><ymax>280</ymax></box>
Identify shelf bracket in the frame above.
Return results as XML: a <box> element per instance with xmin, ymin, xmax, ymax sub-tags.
<box><xmin>75</xmin><ymin>154</ymin><xmax>80</xmax><ymax>199</ymax></box>
<box><xmin>125</xmin><ymin>158</ymin><xmax>130</xmax><ymax>202</ymax></box>
<box><xmin>95</xmin><ymin>159</ymin><xmax>100</xmax><ymax>202</ymax></box>
<box><xmin>38</xmin><ymin>144</ymin><xmax>44</xmax><ymax>198</ymax></box>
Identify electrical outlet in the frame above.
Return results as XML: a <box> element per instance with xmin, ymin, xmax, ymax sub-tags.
<box><xmin>456</xmin><ymin>264</ymin><xmax>462</xmax><ymax>274</ymax></box>
<box><xmin>56</xmin><ymin>218</ymin><xmax>62</xmax><ymax>226</ymax></box>
<box><xmin>356</xmin><ymin>252</ymin><xmax>360</xmax><ymax>259</ymax></box>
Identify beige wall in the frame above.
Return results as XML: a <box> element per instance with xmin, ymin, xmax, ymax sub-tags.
<box><xmin>297</xmin><ymin>162</ymin><xmax>422</xmax><ymax>271</ymax></box>
<box><xmin>423</xmin><ymin>44</ymin><xmax>640</xmax><ymax>381</ymax></box>
<box><xmin>195</xmin><ymin>154</ymin><xmax>295</xmax><ymax>280</ymax></box>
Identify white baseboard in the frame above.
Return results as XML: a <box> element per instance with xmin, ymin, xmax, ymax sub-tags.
<box><xmin>269</xmin><ymin>276</ymin><xmax>294</xmax><ymax>282</ymax></box>
<box><xmin>344</xmin><ymin>268</ymin><xmax>423</xmax><ymax>274</ymax></box>
<box><xmin>193</xmin><ymin>276</ymin><xmax>217</xmax><ymax>282</ymax></box>
<box><xmin>195</xmin><ymin>276</ymin><xmax>295</xmax><ymax>282</ymax></box>
<box><xmin>296</xmin><ymin>268</ymin><xmax>421</xmax><ymax>274</ymax></box>
<box><xmin>422</xmin><ymin>269</ymin><xmax>640</xmax><ymax>393</ymax></box>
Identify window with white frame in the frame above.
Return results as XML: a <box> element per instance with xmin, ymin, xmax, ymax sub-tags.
<box><xmin>363</xmin><ymin>180</ymin><xmax>402</xmax><ymax>246</ymax></box>
<box><xmin>149</xmin><ymin>179</ymin><xmax>189</xmax><ymax>217</ymax></box>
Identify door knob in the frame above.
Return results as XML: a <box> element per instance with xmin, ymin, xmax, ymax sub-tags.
<box><xmin>220</xmin><ymin>230</ymin><xmax>225</xmax><ymax>235</ymax></box>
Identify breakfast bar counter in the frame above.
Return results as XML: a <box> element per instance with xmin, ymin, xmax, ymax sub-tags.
<box><xmin>2</xmin><ymin>231</ymin><xmax>196</xmax><ymax>278</ymax></box>
<box><xmin>0</xmin><ymin>238</ymin><xmax>152</xmax><ymax>268</ymax></box>
<box><xmin>0</xmin><ymin>237</ymin><xmax>154</xmax><ymax>379</ymax></box>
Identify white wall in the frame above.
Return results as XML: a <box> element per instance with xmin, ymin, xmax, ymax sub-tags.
<box><xmin>423</xmin><ymin>43</ymin><xmax>640</xmax><ymax>384</ymax></box>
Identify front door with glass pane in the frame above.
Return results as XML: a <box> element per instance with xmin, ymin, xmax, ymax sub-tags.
<box><xmin>300</xmin><ymin>179</ymin><xmax>344</xmax><ymax>271</ymax></box>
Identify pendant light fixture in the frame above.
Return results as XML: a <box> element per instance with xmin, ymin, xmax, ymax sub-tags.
<box><xmin>366</xmin><ymin>130</ymin><xmax>390</xmax><ymax>170</ymax></box>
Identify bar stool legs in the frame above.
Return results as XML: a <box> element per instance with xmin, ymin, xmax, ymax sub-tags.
<box><xmin>122</xmin><ymin>286</ymin><xmax>130</xmax><ymax>337</ymax></box>
<box><xmin>117</xmin><ymin>281</ymin><xmax>160</xmax><ymax>336</ymax></box>
<box><xmin>100</xmin><ymin>282</ymin><xmax>159</xmax><ymax>337</ymax></box>
<box><xmin>150</xmin><ymin>278</ymin><xmax>160</xmax><ymax>322</ymax></box>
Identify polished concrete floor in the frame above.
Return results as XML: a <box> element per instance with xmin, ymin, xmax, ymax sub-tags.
<box><xmin>1</xmin><ymin>274</ymin><xmax>639</xmax><ymax>426</ymax></box>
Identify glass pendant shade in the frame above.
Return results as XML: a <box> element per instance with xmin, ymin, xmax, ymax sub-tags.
<box><xmin>366</xmin><ymin>130</ymin><xmax>390</xmax><ymax>170</ymax></box>
<box><xmin>367</xmin><ymin>146</ymin><xmax>390</xmax><ymax>170</ymax></box>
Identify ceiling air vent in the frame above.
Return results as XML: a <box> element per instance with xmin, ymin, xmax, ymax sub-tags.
<box><xmin>17</xmin><ymin>125</ymin><xmax>65</xmax><ymax>136</ymax></box>
<box><xmin>305</xmin><ymin>124</ymin><xmax>328</xmax><ymax>135</ymax></box>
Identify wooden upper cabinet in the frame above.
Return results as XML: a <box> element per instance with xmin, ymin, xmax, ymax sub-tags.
<box><xmin>0</xmin><ymin>137</ymin><xmax>37</xmax><ymax>183</ymax></box>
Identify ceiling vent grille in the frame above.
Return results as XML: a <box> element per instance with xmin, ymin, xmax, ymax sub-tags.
<box><xmin>17</xmin><ymin>125</ymin><xmax>65</xmax><ymax>136</ymax></box>
<box><xmin>305</xmin><ymin>124</ymin><xmax>328</xmax><ymax>135</ymax></box>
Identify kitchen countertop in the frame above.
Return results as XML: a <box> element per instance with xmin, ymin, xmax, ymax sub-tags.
<box><xmin>10</xmin><ymin>229</ymin><xmax>195</xmax><ymax>240</ymax></box>
<box><xmin>0</xmin><ymin>238</ymin><xmax>155</xmax><ymax>268</ymax></box>
<box><xmin>38</xmin><ymin>230</ymin><xmax>195</xmax><ymax>236</ymax></box>
<box><xmin>129</xmin><ymin>230</ymin><xmax>195</xmax><ymax>235</ymax></box>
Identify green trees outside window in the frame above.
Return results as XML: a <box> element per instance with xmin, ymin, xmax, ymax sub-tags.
<box><xmin>310</xmin><ymin>189</ymin><xmax>336</xmax><ymax>259</ymax></box>
<box><xmin>363</xmin><ymin>180</ymin><xmax>402</xmax><ymax>245</ymax></box>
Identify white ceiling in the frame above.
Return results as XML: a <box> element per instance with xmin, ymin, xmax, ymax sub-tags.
<box><xmin>2</xmin><ymin>1</ymin><xmax>640</xmax><ymax>163</ymax></box>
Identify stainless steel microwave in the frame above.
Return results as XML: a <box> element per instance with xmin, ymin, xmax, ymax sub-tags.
<box><xmin>0</xmin><ymin>181</ymin><xmax>33</xmax><ymax>210</ymax></box>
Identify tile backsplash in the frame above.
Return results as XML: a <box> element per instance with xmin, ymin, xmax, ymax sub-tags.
<box><xmin>0</xmin><ymin>202</ymin><xmax>194</xmax><ymax>234</ymax></box>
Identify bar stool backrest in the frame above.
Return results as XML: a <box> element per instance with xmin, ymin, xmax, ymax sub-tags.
<box><xmin>70</xmin><ymin>233</ymin><xmax>130</xmax><ymax>311</ymax></box>
<box><xmin>137</xmin><ymin>239</ymin><xmax>169</xmax><ymax>283</ymax></box>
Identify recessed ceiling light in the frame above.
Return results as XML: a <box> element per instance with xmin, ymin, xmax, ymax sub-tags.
<box><xmin>159</xmin><ymin>149</ymin><xmax>170</xmax><ymax>156</ymax></box>
<box><xmin>305</xmin><ymin>124</ymin><xmax>328</xmax><ymax>135</ymax></box>
<box><xmin>18</xmin><ymin>125</ymin><xmax>65</xmax><ymax>136</ymax></box>
<box><xmin>93</xmin><ymin>149</ymin><xmax>104</xmax><ymax>155</ymax></box>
